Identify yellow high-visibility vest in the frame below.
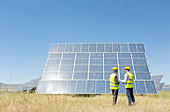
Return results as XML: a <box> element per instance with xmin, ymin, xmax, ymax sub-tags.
<box><xmin>125</xmin><ymin>72</ymin><xmax>133</xmax><ymax>88</ymax></box>
<box><xmin>110</xmin><ymin>73</ymin><xmax>120</xmax><ymax>90</ymax></box>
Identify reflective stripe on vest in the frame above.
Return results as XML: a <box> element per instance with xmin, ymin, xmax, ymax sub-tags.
<box><xmin>110</xmin><ymin>73</ymin><xmax>120</xmax><ymax>90</ymax></box>
<box><xmin>110</xmin><ymin>82</ymin><xmax>116</xmax><ymax>84</ymax></box>
<box><xmin>125</xmin><ymin>72</ymin><xmax>133</xmax><ymax>88</ymax></box>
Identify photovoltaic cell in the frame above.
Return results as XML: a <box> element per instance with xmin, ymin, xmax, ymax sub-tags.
<box><xmin>133</xmin><ymin>59</ymin><xmax>147</xmax><ymax>65</ymax></box>
<box><xmin>89</xmin><ymin>73</ymin><xmax>103</xmax><ymax>79</ymax></box>
<box><xmin>74</xmin><ymin>65</ymin><xmax>88</xmax><ymax>72</ymax></box>
<box><xmin>104</xmin><ymin>72</ymin><xmax>111</xmax><ymax>80</ymax></box>
<box><xmin>49</xmin><ymin>44</ymin><xmax>58</xmax><ymax>52</ymax></box>
<box><xmin>89</xmin><ymin>44</ymin><xmax>96</xmax><ymax>52</ymax></box>
<box><xmin>75</xmin><ymin>59</ymin><xmax>89</xmax><ymax>65</ymax></box>
<box><xmin>119</xmin><ymin>59</ymin><xmax>132</xmax><ymax>65</ymax></box>
<box><xmin>63</xmin><ymin>53</ymin><xmax>75</xmax><ymax>59</ymax></box>
<box><xmin>37</xmin><ymin>81</ymin><xmax>48</xmax><ymax>93</ymax></box>
<box><xmin>37</xmin><ymin>43</ymin><xmax>156</xmax><ymax>94</ymax></box>
<box><xmin>135</xmin><ymin>81</ymin><xmax>146</xmax><ymax>94</ymax></box>
<box><xmin>77</xmin><ymin>53</ymin><xmax>89</xmax><ymax>58</ymax></box>
<box><xmin>73</xmin><ymin>44</ymin><xmax>81</xmax><ymax>52</ymax></box>
<box><xmin>113</xmin><ymin>44</ymin><xmax>120</xmax><ymax>52</ymax></box>
<box><xmin>134</xmin><ymin>66</ymin><xmax>149</xmax><ymax>73</ymax></box>
<box><xmin>105</xmin><ymin>44</ymin><xmax>112</xmax><ymax>52</ymax></box>
<box><xmin>96</xmin><ymin>81</ymin><xmax>105</xmax><ymax>94</ymax></box>
<box><xmin>106</xmin><ymin>81</ymin><xmax>111</xmax><ymax>94</ymax></box>
<box><xmin>43</xmin><ymin>72</ymin><xmax>58</xmax><ymax>80</ymax></box>
<box><xmin>57</xmin><ymin>72</ymin><xmax>72</xmax><ymax>79</ymax></box>
<box><xmin>133</xmin><ymin>81</ymin><xmax>137</xmax><ymax>94</ymax></box>
<box><xmin>145</xmin><ymin>81</ymin><xmax>157</xmax><ymax>94</ymax></box>
<box><xmin>89</xmin><ymin>66</ymin><xmax>103</xmax><ymax>72</ymax></box>
<box><xmin>132</xmin><ymin>53</ymin><xmax>145</xmax><ymax>58</ymax></box>
<box><xmin>129</xmin><ymin>44</ymin><xmax>137</xmax><ymax>52</ymax></box>
<box><xmin>90</xmin><ymin>59</ymin><xmax>103</xmax><ymax>65</ymax></box>
<box><xmin>46</xmin><ymin>81</ymin><xmax>67</xmax><ymax>94</ymax></box>
<box><xmin>61</xmin><ymin>59</ymin><xmax>75</xmax><ymax>65</ymax></box>
<box><xmin>120</xmin><ymin>44</ymin><xmax>129</xmax><ymax>52</ymax></box>
<box><xmin>73</xmin><ymin>73</ymin><xmax>88</xmax><ymax>79</ymax></box>
<box><xmin>46</xmin><ymin>59</ymin><xmax>60</xmax><ymax>66</ymax></box>
<box><xmin>55</xmin><ymin>81</ymin><xmax>67</xmax><ymax>94</ymax></box>
<box><xmin>97</xmin><ymin>44</ymin><xmax>104</xmax><ymax>52</ymax></box>
<box><xmin>90</xmin><ymin>53</ymin><xmax>103</xmax><ymax>58</ymax></box>
<box><xmin>67</xmin><ymin>81</ymin><xmax>76</xmax><ymax>93</ymax></box>
<box><xmin>137</xmin><ymin>44</ymin><xmax>145</xmax><ymax>52</ymax></box>
<box><xmin>45</xmin><ymin>67</ymin><xmax>59</xmax><ymax>72</ymax></box>
<box><xmin>118</xmin><ymin>53</ymin><xmax>131</xmax><ymax>59</ymax></box>
<box><xmin>57</xmin><ymin>44</ymin><xmax>66</xmax><ymax>52</ymax></box>
<box><xmin>104</xmin><ymin>53</ymin><xmax>117</xmax><ymax>58</ymax></box>
<box><xmin>60</xmin><ymin>65</ymin><xmax>74</xmax><ymax>72</ymax></box>
<box><xmin>136</xmin><ymin>73</ymin><xmax>151</xmax><ymax>80</ymax></box>
<box><xmin>49</xmin><ymin>53</ymin><xmax>62</xmax><ymax>58</ymax></box>
<box><xmin>76</xmin><ymin>81</ymin><xmax>86</xmax><ymax>94</ymax></box>
<box><xmin>104</xmin><ymin>59</ymin><xmax>117</xmax><ymax>65</ymax></box>
<box><xmin>81</xmin><ymin>44</ymin><xmax>88</xmax><ymax>52</ymax></box>
<box><xmin>65</xmin><ymin>44</ymin><xmax>73</xmax><ymax>52</ymax></box>
<box><xmin>86</xmin><ymin>81</ymin><xmax>95</xmax><ymax>94</ymax></box>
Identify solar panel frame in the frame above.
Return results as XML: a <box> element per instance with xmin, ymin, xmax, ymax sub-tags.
<box><xmin>37</xmin><ymin>43</ymin><xmax>157</xmax><ymax>94</ymax></box>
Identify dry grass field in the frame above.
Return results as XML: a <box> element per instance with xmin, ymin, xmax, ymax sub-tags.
<box><xmin>0</xmin><ymin>92</ymin><xmax>170</xmax><ymax>112</ymax></box>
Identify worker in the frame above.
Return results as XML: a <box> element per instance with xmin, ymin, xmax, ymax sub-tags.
<box><xmin>122</xmin><ymin>66</ymin><xmax>135</xmax><ymax>106</ymax></box>
<box><xmin>110</xmin><ymin>67</ymin><xmax>120</xmax><ymax>105</ymax></box>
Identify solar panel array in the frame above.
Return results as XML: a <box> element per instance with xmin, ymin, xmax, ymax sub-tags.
<box><xmin>36</xmin><ymin>43</ymin><xmax>157</xmax><ymax>94</ymax></box>
<box><xmin>15</xmin><ymin>78</ymin><xmax>40</xmax><ymax>91</ymax></box>
<box><xmin>151</xmin><ymin>75</ymin><xmax>165</xmax><ymax>91</ymax></box>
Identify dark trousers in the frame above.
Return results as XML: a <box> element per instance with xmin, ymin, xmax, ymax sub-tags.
<box><xmin>112</xmin><ymin>89</ymin><xmax>119</xmax><ymax>104</ymax></box>
<box><xmin>126</xmin><ymin>88</ymin><xmax>135</xmax><ymax>105</ymax></box>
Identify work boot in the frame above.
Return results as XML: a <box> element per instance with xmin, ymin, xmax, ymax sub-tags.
<box><xmin>128</xmin><ymin>104</ymin><xmax>132</xmax><ymax>106</ymax></box>
<box><xmin>113</xmin><ymin>103</ymin><xmax>116</xmax><ymax>105</ymax></box>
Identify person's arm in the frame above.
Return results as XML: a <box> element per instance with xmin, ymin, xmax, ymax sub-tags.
<box><xmin>114</xmin><ymin>76</ymin><xmax>119</xmax><ymax>84</ymax></box>
<box><xmin>122</xmin><ymin>73</ymin><xmax>127</xmax><ymax>84</ymax></box>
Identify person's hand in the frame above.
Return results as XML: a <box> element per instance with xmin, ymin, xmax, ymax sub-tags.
<box><xmin>122</xmin><ymin>82</ymin><xmax>125</xmax><ymax>84</ymax></box>
<box><xmin>118</xmin><ymin>80</ymin><xmax>120</xmax><ymax>83</ymax></box>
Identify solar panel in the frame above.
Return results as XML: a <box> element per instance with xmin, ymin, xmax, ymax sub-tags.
<box><xmin>151</xmin><ymin>75</ymin><xmax>165</xmax><ymax>91</ymax></box>
<box><xmin>135</xmin><ymin>81</ymin><xmax>146</xmax><ymax>94</ymax></box>
<box><xmin>67</xmin><ymin>81</ymin><xmax>76</xmax><ymax>93</ymax></box>
<box><xmin>96</xmin><ymin>81</ymin><xmax>105</xmax><ymax>94</ymax></box>
<box><xmin>145</xmin><ymin>81</ymin><xmax>157</xmax><ymax>94</ymax></box>
<box><xmin>119</xmin><ymin>83</ymin><xmax>126</xmax><ymax>94</ymax></box>
<box><xmin>76</xmin><ymin>81</ymin><xmax>86</xmax><ymax>94</ymax></box>
<box><xmin>36</xmin><ymin>43</ymin><xmax>157</xmax><ymax>94</ymax></box>
<box><xmin>14</xmin><ymin>78</ymin><xmax>41</xmax><ymax>92</ymax></box>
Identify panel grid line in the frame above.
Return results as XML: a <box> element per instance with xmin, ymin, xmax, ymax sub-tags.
<box><xmin>57</xmin><ymin>53</ymin><xmax>64</xmax><ymax>79</ymax></box>
<box><xmin>130</xmin><ymin>53</ymin><xmax>137</xmax><ymax>80</ymax></box>
<box><xmin>135</xmin><ymin>43</ymin><xmax>138</xmax><ymax>52</ymax></box>
<box><xmin>117</xmin><ymin>53</ymin><xmax>120</xmax><ymax>80</ymax></box>
<box><xmin>72</xmin><ymin>53</ymin><xmax>77</xmax><ymax>80</ymax></box>
<box><xmin>87</xmin><ymin>53</ymin><xmax>90</xmax><ymax>80</ymax></box>
<box><xmin>144</xmin><ymin>81</ymin><xmax>148</xmax><ymax>94</ymax></box>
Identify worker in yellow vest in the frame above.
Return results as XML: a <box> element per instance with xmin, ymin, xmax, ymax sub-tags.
<box><xmin>110</xmin><ymin>67</ymin><xmax>120</xmax><ymax>105</ymax></box>
<box><xmin>122</xmin><ymin>66</ymin><xmax>135</xmax><ymax>106</ymax></box>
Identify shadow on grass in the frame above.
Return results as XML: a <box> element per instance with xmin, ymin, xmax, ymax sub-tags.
<box><xmin>68</xmin><ymin>94</ymin><xmax>101</xmax><ymax>98</ymax></box>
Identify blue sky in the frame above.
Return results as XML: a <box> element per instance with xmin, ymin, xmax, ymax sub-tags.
<box><xmin>0</xmin><ymin>0</ymin><xmax>170</xmax><ymax>84</ymax></box>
